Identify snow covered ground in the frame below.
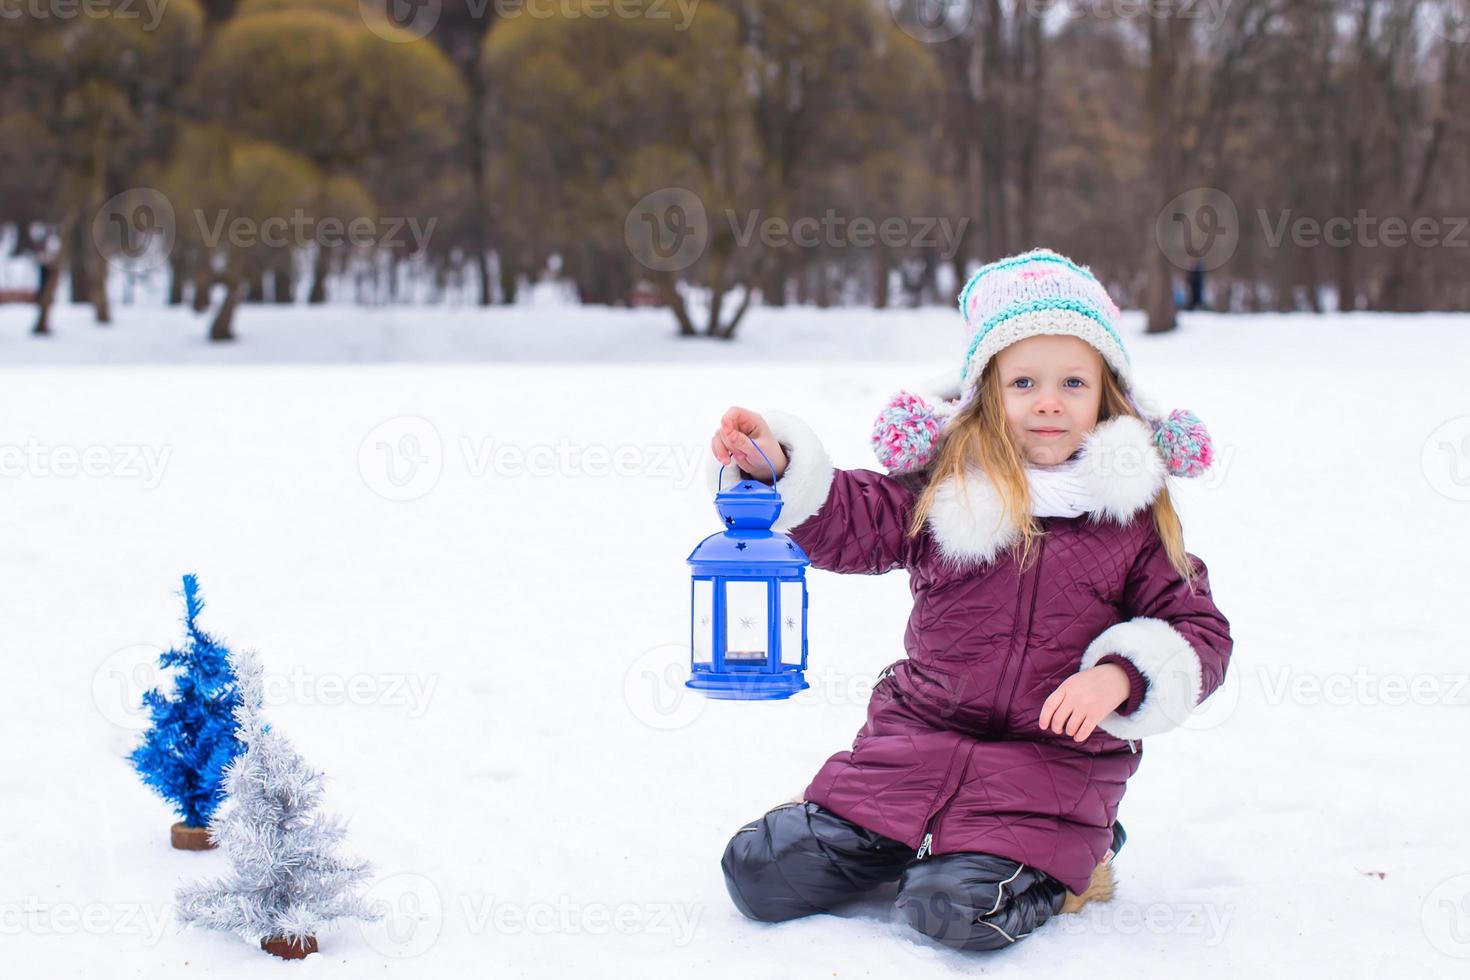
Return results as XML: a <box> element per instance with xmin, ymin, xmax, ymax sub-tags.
<box><xmin>2</xmin><ymin>301</ymin><xmax>1468</xmax><ymax>977</ymax></box>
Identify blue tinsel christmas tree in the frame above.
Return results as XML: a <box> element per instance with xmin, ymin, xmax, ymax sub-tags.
<box><xmin>129</xmin><ymin>575</ymin><xmax>246</xmax><ymax>830</ymax></box>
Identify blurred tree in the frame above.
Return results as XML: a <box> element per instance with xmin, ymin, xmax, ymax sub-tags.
<box><xmin>720</xmin><ymin>0</ymin><xmax>941</xmax><ymax>309</ymax></box>
<box><xmin>485</xmin><ymin>0</ymin><xmax>759</xmax><ymax>333</ymax></box>
<box><xmin>426</xmin><ymin>0</ymin><xmax>502</xmax><ymax>305</ymax></box>
<box><xmin>0</xmin><ymin>0</ymin><xmax>203</xmax><ymax>329</ymax></box>
<box><xmin>915</xmin><ymin>0</ymin><xmax>1048</xmax><ymax>285</ymax></box>
<box><xmin>189</xmin><ymin>0</ymin><xmax>465</xmax><ymax>303</ymax></box>
<box><xmin>1139</xmin><ymin>0</ymin><xmax>1277</xmax><ymax>333</ymax></box>
<box><xmin>157</xmin><ymin>126</ymin><xmax>364</xmax><ymax>339</ymax></box>
<box><xmin>486</xmin><ymin>0</ymin><xmax>939</xmax><ymax>333</ymax></box>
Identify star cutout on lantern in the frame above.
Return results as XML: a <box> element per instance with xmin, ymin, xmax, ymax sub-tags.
<box><xmin>735</xmin><ymin>542</ymin><xmax>747</xmax><ymax>550</ymax></box>
<box><xmin>784</xmin><ymin>616</ymin><xmax>797</xmax><ymax>630</ymax></box>
<box><xmin>739</xmin><ymin>616</ymin><xmax>756</xmax><ymax>630</ymax></box>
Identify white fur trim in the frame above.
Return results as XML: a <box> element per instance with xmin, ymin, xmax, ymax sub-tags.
<box><xmin>924</xmin><ymin>414</ymin><xmax>1164</xmax><ymax>568</ymax></box>
<box><xmin>1080</xmin><ymin>617</ymin><xmax>1203</xmax><ymax>739</ymax></box>
<box><xmin>1075</xmin><ymin>415</ymin><xmax>1167</xmax><ymax>524</ymax></box>
<box><xmin>927</xmin><ymin>463</ymin><xmax>1015</xmax><ymax>569</ymax></box>
<box><xmin>704</xmin><ymin>410</ymin><xmax>835</xmax><ymax>533</ymax></box>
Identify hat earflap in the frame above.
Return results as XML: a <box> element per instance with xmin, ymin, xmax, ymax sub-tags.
<box><xmin>871</xmin><ymin>386</ymin><xmax>1215</xmax><ymax>479</ymax></box>
<box><xmin>1146</xmin><ymin>408</ymin><xmax>1214</xmax><ymax>478</ymax></box>
<box><xmin>870</xmin><ymin>390</ymin><xmax>950</xmax><ymax>474</ymax></box>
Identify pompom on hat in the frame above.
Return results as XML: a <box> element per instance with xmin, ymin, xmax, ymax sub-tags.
<box><xmin>871</xmin><ymin>248</ymin><xmax>1215</xmax><ymax>478</ymax></box>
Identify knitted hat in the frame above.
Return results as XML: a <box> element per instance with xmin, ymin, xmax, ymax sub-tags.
<box><xmin>871</xmin><ymin>248</ymin><xmax>1214</xmax><ymax>478</ymax></box>
<box><xmin>956</xmin><ymin>248</ymin><xmax>1132</xmax><ymax>411</ymax></box>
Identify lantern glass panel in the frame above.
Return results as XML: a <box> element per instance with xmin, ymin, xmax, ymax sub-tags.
<box><xmin>779</xmin><ymin>581</ymin><xmax>804</xmax><ymax>665</ymax></box>
<box><xmin>691</xmin><ymin>578</ymin><xmax>714</xmax><ymax>667</ymax></box>
<box><xmin>723</xmin><ymin>579</ymin><xmax>769</xmax><ymax>665</ymax></box>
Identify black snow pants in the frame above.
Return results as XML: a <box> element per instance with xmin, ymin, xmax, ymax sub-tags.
<box><xmin>721</xmin><ymin>801</ymin><xmax>1075</xmax><ymax>952</ymax></box>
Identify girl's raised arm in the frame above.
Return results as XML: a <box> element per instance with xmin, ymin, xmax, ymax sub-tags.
<box><xmin>705</xmin><ymin>409</ymin><xmax>923</xmax><ymax>575</ymax></box>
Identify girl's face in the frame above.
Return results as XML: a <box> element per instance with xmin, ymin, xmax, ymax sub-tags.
<box><xmin>994</xmin><ymin>334</ymin><xmax>1104</xmax><ymax>466</ymax></box>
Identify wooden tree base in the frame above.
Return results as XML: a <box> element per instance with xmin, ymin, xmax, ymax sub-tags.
<box><xmin>260</xmin><ymin>935</ymin><xmax>318</xmax><ymax>959</ymax></box>
<box><xmin>170</xmin><ymin>822</ymin><xmax>215</xmax><ymax>851</ymax></box>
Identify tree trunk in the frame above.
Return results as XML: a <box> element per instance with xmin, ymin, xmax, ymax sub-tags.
<box><xmin>1014</xmin><ymin>11</ymin><xmax>1045</xmax><ymax>249</ymax></box>
<box><xmin>475</xmin><ymin>250</ymin><xmax>493</xmax><ymax>308</ymax></box>
<box><xmin>244</xmin><ymin>267</ymin><xmax>265</xmax><ymax>303</ymax></box>
<box><xmin>209</xmin><ymin>275</ymin><xmax>243</xmax><ymax>342</ymax></box>
<box><xmin>873</xmin><ymin>248</ymin><xmax>891</xmax><ymax>309</ymax></box>
<box><xmin>761</xmin><ymin>249</ymin><xmax>788</xmax><ymax>307</ymax></box>
<box><xmin>712</xmin><ymin>283</ymin><xmax>756</xmax><ymax>341</ymax></box>
<box><xmin>658</xmin><ymin>273</ymin><xmax>698</xmax><ymax>336</ymax></box>
<box><xmin>467</xmin><ymin>43</ymin><xmax>495</xmax><ymax>308</ymax></box>
<box><xmin>813</xmin><ymin>261</ymin><xmax>831</xmax><ymax>309</ymax></box>
<box><xmin>308</xmin><ymin>246</ymin><xmax>329</xmax><ymax>303</ymax></box>
<box><xmin>32</xmin><ymin>248</ymin><xmax>64</xmax><ymax>337</ymax></box>
<box><xmin>167</xmin><ymin>251</ymin><xmax>186</xmax><ymax>305</ymax></box>
<box><xmin>192</xmin><ymin>259</ymin><xmax>214</xmax><ymax>312</ymax></box>
<box><xmin>87</xmin><ymin>233</ymin><xmax>111</xmax><ymax>324</ymax></box>
<box><xmin>1143</xmin><ymin>16</ymin><xmax>1179</xmax><ymax>334</ymax></box>
<box><xmin>498</xmin><ymin>245</ymin><xmax>519</xmax><ymax>305</ymax></box>
<box><xmin>68</xmin><ymin>217</ymin><xmax>89</xmax><ymax>304</ymax></box>
<box><xmin>272</xmin><ymin>250</ymin><xmax>295</xmax><ymax>303</ymax></box>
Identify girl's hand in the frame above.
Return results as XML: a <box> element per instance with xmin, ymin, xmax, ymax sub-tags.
<box><xmin>710</xmin><ymin>407</ymin><xmax>788</xmax><ymax>484</ymax></box>
<box><xmin>1038</xmin><ymin>664</ymin><xmax>1132</xmax><ymax>743</ymax></box>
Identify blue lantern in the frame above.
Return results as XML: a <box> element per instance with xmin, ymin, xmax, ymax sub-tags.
<box><xmin>686</xmin><ymin>441</ymin><xmax>811</xmax><ymax>700</ymax></box>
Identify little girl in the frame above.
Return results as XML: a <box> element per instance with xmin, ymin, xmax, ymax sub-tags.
<box><xmin>705</xmin><ymin>248</ymin><xmax>1232</xmax><ymax>952</ymax></box>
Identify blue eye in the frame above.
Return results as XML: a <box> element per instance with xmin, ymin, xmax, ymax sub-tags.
<box><xmin>1011</xmin><ymin>378</ymin><xmax>1032</xmax><ymax>389</ymax></box>
<box><xmin>1064</xmin><ymin>378</ymin><xmax>1085</xmax><ymax>388</ymax></box>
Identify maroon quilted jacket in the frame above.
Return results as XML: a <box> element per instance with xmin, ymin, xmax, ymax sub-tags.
<box><xmin>707</xmin><ymin>410</ymin><xmax>1233</xmax><ymax>894</ymax></box>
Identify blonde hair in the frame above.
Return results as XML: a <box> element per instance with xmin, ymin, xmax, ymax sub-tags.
<box><xmin>906</xmin><ymin>356</ymin><xmax>1200</xmax><ymax>585</ymax></box>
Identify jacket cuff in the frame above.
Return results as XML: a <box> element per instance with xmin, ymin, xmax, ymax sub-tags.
<box><xmin>1095</xmin><ymin>654</ymin><xmax>1147</xmax><ymax>716</ymax></box>
<box><xmin>1079</xmin><ymin>617</ymin><xmax>1202</xmax><ymax>739</ymax></box>
<box><xmin>703</xmin><ymin>410</ymin><xmax>835</xmax><ymax>533</ymax></box>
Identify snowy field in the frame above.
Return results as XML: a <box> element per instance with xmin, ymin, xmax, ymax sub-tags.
<box><xmin>2</xmin><ymin>302</ymin><xmax>1468</xmax><ymax>977</ymax></box>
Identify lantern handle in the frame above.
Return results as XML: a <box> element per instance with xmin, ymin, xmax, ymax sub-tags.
<box><xmin>718</xmin><ymin>437</ymin><xmax>780</xmax><ymax>496</ymax></box>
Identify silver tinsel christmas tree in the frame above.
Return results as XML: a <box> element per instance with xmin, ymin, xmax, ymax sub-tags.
<box><xmin>175</xmin><ymin>647</ymin><xmax>379</xmax><ymax>951</ymax></box>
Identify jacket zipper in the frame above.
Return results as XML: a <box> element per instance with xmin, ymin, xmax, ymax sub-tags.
<box><xmin>985</xmin><ymin>531</ymin><xmax>1048</xmax><ymax>738</ymax></box>
<box><xmin>915</xmin><ymin>742</ymin><xmax>976</xmax><ymax>861</ymax></box>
